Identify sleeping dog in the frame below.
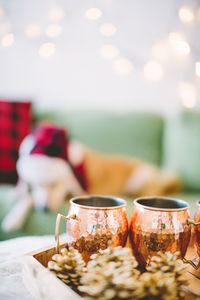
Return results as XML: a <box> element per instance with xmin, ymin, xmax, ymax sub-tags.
<box><xmin>1</xmin><ymin>123</ymin><xmax>180</xmax><ymax>232</ymax></box>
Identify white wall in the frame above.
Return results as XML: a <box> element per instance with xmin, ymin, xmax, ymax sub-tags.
<box><xmin>0</xmin><ymin>0</ymin><xmax>199</xmax><ymax>114</ymax></box>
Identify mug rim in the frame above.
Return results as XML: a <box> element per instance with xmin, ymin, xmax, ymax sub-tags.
<box><xmin>70</xmin><ymin>195</ymin><xmax>127</xmax><ymax>210</ymax></box>
<box><xmin>133</xmin><ymin>196</ymin><xmax>189</xmax><ymax>212</ymax></box>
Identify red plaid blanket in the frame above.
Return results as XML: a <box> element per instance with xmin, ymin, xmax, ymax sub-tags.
<box><xmin>0</xmin><ymin>100</ymin><xmax>32</xmax><ymax>183</ymax></box>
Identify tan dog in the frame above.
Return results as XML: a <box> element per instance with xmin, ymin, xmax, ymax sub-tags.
<box><xmin>2</xmin><ymin>126</ymin><xmax>180</xmax><ymax>233</ymax></box>
<box><xmin>68</xmin><ymin>142</ymin><xmax>181</xmax><ymax>197</ymax></box>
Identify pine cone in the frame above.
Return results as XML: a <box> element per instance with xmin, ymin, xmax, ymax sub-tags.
<box><xmin>140</xmin><ymin>252</ymin><xmax>187</xmax><ymax>300</ymax></box>
<box><xmin>147</xmin><ymin>251</ymin><xmax>185</xmax><ymax>274</ymax></box>
<box><xmin>135</xmin><ymin>271</ymin><xmax>179</xmax><ymax>300</ymax></box>
<box><xmin>79</xmin><ymin>246</ymin><xmax>140</xmax><ymax>300</ymax></box>
<box><xmin>48</xmin><ymin>247</ymin><xmax>86</xmax><ymax>290</ymax></box>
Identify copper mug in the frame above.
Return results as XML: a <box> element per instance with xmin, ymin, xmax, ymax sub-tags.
<box><xmin>194</xmin><ymin>200</ymin><xmax>200</xmax><ymax>259</ymax></box>
<box><xmin>129</xmin><ymin>197</ymin><xmax>191</xmax><ymax>268</ymax></box>
<box><xmin>55</xmin><ymin>195</ymin><xmax>128</xmax><ymax>261</ymax></box>
<box><xmin>185</xmin><ymin>200</ymin><xmax>200</xmax><ymax>269</ymax></box>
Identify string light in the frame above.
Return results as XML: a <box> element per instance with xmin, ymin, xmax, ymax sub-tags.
<box><xmin>99</xmin><ymin>23</ymin><xmax>117</xmax><ymax>37</ymax></box>
<box><xmin>168</xmin><ymin>32</ymin><xmax>190</xmax><ymax>56</ymax></box>
<box><xmin>99</xmin><ymin>44</ymin><xmax>119</xmax><ymax>59</ymax></box>
<box><xmin>45</xmin><ymin>24</ymin><xmax>62</xmax><ymax>37</ymax></box>
<box><xmin>85</xmin><ymin>8</ymin><xmax>102</xmax><ymax>20</ymax></box>
<box><xmin>39</xmin><ymin>42</ymin><xmax>56</xmax><ymax>58</ymax></box>
<box><xmin>48</xmin><ymin>7</ymin><xmax>65</xmax><ymax>22</ymax></box>
<box><xmin>178</xmin><ymin>6</ymin><xmax>194</xmax><ymax>24</ymax></box>
<box><xmin>195</xmin><ymin>62</ymin><xmax>200</xmax><ymax>78</ymax></box>
<box><xmin>144</xmin><ymin>61</ymin><xmax>163</xmax><ymax>81</ymax></box>
<box><xmin>168</xmin><ymin>32</ymin><xmax>183</xmax><ymax>43</ymax></box>
<box><xmin>0</xmin><ymin>2</ymin><xmax>198</xmax><ymax>110</ymax></box>
<box><xmin>1</xmin><ymin>33</ymin><xmax>14</xmax><ymax>47</ymax></box>
<box><xmin>151</xmin><ymin>41</ymin><xmax>168</xmax><ymax>61</ymax></box>
<box><xmin>178</xmin><ymin>82</ymin><xmax>197</xmax><ymax>108</ymax></box>
<box><xmin>181</xmin><ymin>98</ymin><xmax>196</xmax><ymax>108</ymax></box>
<box><xmin>173</xmin><ymin>40</ymin><xmax>190</xmax><ymax>55</ymax></box>
<box><xmin>113</xmin><ymin>58</ymin><xmax>133</xmax><ymax>75</ymax></box>
<box><xmin>25</xmin><ymin>23</ymin><xmax>42</xmax><ymax>38</ymax></box>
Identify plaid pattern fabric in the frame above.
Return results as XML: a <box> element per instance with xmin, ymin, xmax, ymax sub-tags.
<box><xmin>0</xmin><ymin>100</ymin><xmax>32</xmax><ymax>183</ymax></box>
<box><xmin>30</xmin><ymin>124</ymin><xmax>68</xmax><ymax>161</ymax></box>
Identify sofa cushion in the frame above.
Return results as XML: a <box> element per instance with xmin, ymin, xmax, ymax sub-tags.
<box><xmin>0</xmin><ymin>100</ymin><xmax>32</xmax><ymax>183</ymax></box>
<box><xmin>35</xmin><ymin>110</ymin><xmax>164</xmax><ymax>165</ymax></box>
<box><xmin>0</xmin><ymin>185</ymin><xmax>199</xmax><ymax>240</ymax></box>
<box><xmin>163</xmin><ymin>111</ymin><xmax>200</xmax><ymax>191</ymax></box>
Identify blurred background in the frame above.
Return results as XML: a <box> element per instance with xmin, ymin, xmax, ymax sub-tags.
<box><xmin>0</xmin><ymin>0</ymin><xmax>199</xmax><ymax>113</ymax></box>
<box><xmin>0</xmin><ymin>0</ymin><xmax>200</xmax><ymax>241</ymax></box>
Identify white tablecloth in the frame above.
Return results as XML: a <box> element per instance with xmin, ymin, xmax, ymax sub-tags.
<box><xmin>0</xmin><ymin>236</ymin><xmax>57</xmax><ymax>300</ymax></box>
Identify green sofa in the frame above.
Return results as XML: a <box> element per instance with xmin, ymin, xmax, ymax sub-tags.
<box><xmin>0</xmin><ymin>109</ymin><xmax>200</xmax><ymax>240</ymax></box>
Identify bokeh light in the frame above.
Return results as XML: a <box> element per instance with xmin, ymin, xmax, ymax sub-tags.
<box><xmin>144</xmin><ymin>61</ymin><xmax>163</xmax><ymax>81</ymax></box>
<box><xmin>99</xmin><ymin>23</ymin><xmax>117</xmax><ymax>37</ymax></box>
<box><xmin>195</xmin><ymin>62</ymin><xmax>200</xmax><ymax>78</ymax></box>
<box><xmin>85</xmin><ymin>8</ymin><xmax>102</xmax><ymax>20</ymax></box>
<box><xmin>48</xmin><ymin>7</ymin><xmax>65</xmax><ymax>22</ymax></box>
<box><xmin>168</xmin><ymin>32</ymin><xmax>190</xmax><ymax>56</ymax></box>
<box><xmin>45</xmin><ymin>24</ymin><xmax>62</xmax><ymax>37</ymax></box>
<box><xmin>178</xmin><ymin>6</ymin><xmax>194</xmax><ymax>24</ymax></box>
<box><xmin>1</xmin><ymin>33</ymin><xmax>14</xmax><ymax>47</ymax></box>
<box><xmin>178</xmin><ymin>82</ymin><xmax>197</xmax><ymax>108</ymax></box>
<box><xmin>100</xmin><ymin>44</ymin><xmax>119</xmax><ymax>59</ymax></box>
<box><xmin>151</xmin><ymin>41</ymin><xmax>168</xmax><ymax>61</ymax></box>
<box><xmin>113</xmin><ymin>58</ymin><xmax>133</xmax><ymax>75</ymax></box>
<box><xmin>25</xmin><ymin>23</ymin><xmax>42</xmax><ymax>38</ymax></box>
<box><xmin>39</xmin><ymin>42</ymin><xmax>56</xmax><ymax>58</ymax></box>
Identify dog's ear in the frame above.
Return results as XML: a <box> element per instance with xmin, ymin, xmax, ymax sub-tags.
<box><xmin>19</xmin><ymin>135</ymin><xmax>35</xmax><ymax>156</ymax></box>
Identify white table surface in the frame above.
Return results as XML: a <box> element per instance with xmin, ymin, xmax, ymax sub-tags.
<box><xmin>0</xmin><ymin>236</ymin><xmax>57</xmax><ymax>300</ymax></box>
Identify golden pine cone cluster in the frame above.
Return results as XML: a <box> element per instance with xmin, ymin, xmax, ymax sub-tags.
<box><xmin>145</xmin><ymin>251</ymin><xmax>188</xmax><ymax>300</ymax></box>
<box><xmin>134</xmin><ymin>271</ymin><xmax>181</xmax><ymax>300</ymax></box>
<box><xmin>48</xmin><ymin>247</ymin><xmax>86</xmax><ymax>290</ymax></box>
<box><xmin>147</xmin><ymin>251</ymin><xmax>186</xmax><ymax>274</ymax></box>
<box><xmin>48</xmin><ymin>246</ymin><xmax>188</xmax><ymax>300</ymax></box>
<box><xmin>79</xmin><ymin>246</ymin><xmax>140</xmax><ymax>300</ymax></box>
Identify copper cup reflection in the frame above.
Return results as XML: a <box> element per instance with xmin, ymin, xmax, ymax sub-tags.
<box><xmin>192</xmin><ymin>200</ymin><xmax>200</xmax><ymax>269</ymax></box>
<box><xmin>194</xmin><ymin>200</ymin><xmax>200</xmax><ymax>257</ymax></box>
<box><xmin>129</xmin><ymin>197</ymin><xmax>191</xmax><ymax>268</ymax></box>
<box><xmin>183</xmin><ymin>200</ymin><xmax>200</xmax><ymax>269</ymax></box>
<box><xmin>55</xmin><ymin>195</ymin><xmax>128</xmax><ymax>261</ymax></box>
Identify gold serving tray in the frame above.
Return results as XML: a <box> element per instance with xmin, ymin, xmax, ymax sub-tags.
<box><xmin>23</xmin><ymin>242</ymin><xmax>200</xmax><ymax>300</ymax></box>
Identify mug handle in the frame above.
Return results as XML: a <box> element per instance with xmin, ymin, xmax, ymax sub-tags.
<box><xmin>183</xmin><ymin>219</ymin><xmax>200</xmax><ymax>269</ymax></box>
<box><xmin>55</xmin><ymin>213</ymin><xmax>77</xmax><ymax>253</ymax></box>
<box><xmin>187</xmin><ymin>219</ymin><xmax>200</xmax><ymax>226</ymax></box>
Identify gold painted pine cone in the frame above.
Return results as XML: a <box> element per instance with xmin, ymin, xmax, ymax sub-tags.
<box><xmin>79</xmin><ymin>249</ymin><xmax>188</xmax><ymax>300</ymax></box>
<box><xmin>48</xmin><ymin>246</ymin><xmax>188</xmax><ymax>300</ymax></box>
<box><xmin>144</xmin><ymin>251</ymin><xmax>188</xmax><ymax>300</ymax></box>
<box><xmin>79</xmin><ymin>246</ymin><xmax>141</xmax><ymax>300</ymax></box>
<box><xmin>48</xmin><ymin>247</ymin><xmax>86</xmax><ymax>290</ymax></box>
<box><xmin>147</xmin><ymin>251</ymin><xmax>187</xmax><ymax>274</ymax></box>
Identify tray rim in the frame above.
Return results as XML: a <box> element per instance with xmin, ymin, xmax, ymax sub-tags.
<box><xmin>23</xmin><ymin>242</ymin><xmax>200</xmax><ymax>300</ymax></box>
<box><xmin>23</xmin><ymin>243</ymin><xmax>82</xmax><ymax>300</ymax></box>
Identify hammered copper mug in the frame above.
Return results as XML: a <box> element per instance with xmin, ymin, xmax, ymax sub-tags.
<box><xmin>55</xmin><ymin>195</ymin><xmax>128</xmax><ymax>261</ymax></box>
<box><xmin>184</xmin><ymin>200</ymin><xmax>200</xmax><ymax>269</ymax></box>
<box><xmin>129</xmin><ymin>197</ymin><xmax>191</xmax><ymax>268</ymax></box>
<box><xmin>194</xmin><ymin>200</ymin><xmax>200</xmax><ymax>259</ymax></box>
